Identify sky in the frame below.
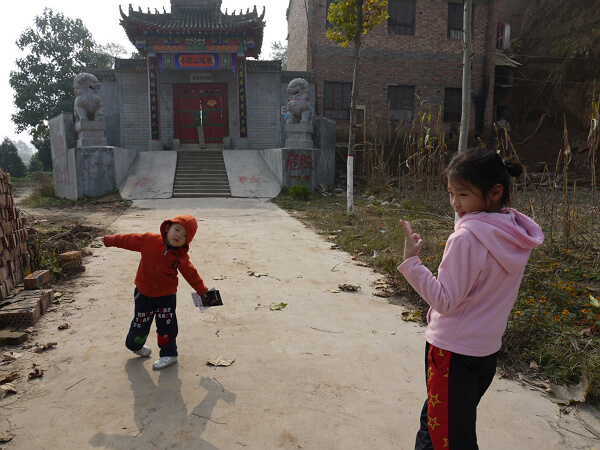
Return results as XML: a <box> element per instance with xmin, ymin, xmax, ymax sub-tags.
<box><xmin>2</xmin><ymin>0</ymin><xmax>288</xmax><ymax>148</ymax></box>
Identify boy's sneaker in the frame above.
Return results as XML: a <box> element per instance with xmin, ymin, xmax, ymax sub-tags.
<box><xmin>153</xmin><ymin>356</ymin><xmax>178</xmax><ymax>370</ymax></box>
<box><xmin>133</xmin><ymin>346</ymin><xmax>151</xmax><ymax>357</ymax></box>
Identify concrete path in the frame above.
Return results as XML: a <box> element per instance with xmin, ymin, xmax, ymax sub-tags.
<box><xmin>4</xmin><ymin>199</ymin><xmax>600</xmax><ymax>449</ymax></box>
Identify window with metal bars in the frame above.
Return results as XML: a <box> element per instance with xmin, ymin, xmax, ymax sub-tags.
<box><xmin>324</xmin><ymin>81</ymin><xmax>352</xmax><ymax>120</ymax></box>
<box><xmin>443</xmin><ymin>88</ymin><xmax>462</xmax><ymax>122</ymax></box>
<box><xmin>388</xmin><ymin>85</ymin><xmax>415</xmax><ymax>121</ymax></box>
<box><xmin>388</xmin><ymin>0</ymin><xmax>416</xmax><ymax>36</ymax></box>
<box><xmin>448</xmin><ymin>2</ymin><xmax>464</xmax><ymax>39</ymax></box>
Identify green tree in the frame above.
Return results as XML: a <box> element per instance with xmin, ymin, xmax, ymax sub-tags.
<box><xmin>0</xmin><ymin>138</ymin><xmax>27</xmax><ymax>178</ymax></box>
<box><xmin>9</xmin><ymin>8</ymin><xmax>114</xmax><ymax>140</ymax></box>
<box><xmin>326</xmin><ymin>0</ymin><xmax>388</xmax><ymax>214</ymax></box>
<box><xmin>31</xmin><ymin>136</ymin><xmax>53</xmax><ymax>172</ymax></box>
<box><xmin>14</xmin><ymin>140</ymin><xmax>34</xmax><ymax>165</ymax></box>
<box><xmin>269</xmin><ymin>41</ymin><xmax>288</xmax><ymax>70</ymax></box>
<box><xmin>28</xmin><ymin>154</ymin><xmax>44</xmax><ymax>172</ymax></box>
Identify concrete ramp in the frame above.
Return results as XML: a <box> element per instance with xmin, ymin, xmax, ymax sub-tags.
<box><xmin>223</xmin><ymin>150</ymin><xmax>281</xmax><ymax>198</ymax></box>
<box><xmin>119</xmin><ymin>151</ymin><xmax>177</xmax><ymax>200</ymax></box>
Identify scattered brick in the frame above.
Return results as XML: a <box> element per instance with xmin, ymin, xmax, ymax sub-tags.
<box><xmin>23</xmin><ymin>270</ymin><xmax>51</xmax><ymax>290</ymax></box>
<box><xmin>58</xmin><ymin>251</ymin><xmax>82</xmax><ymax>261</ymax></box>
<box><xmin>0</xmin><ymin>330</ymin><xmax>28</xmax><ymax>345</ymax></box>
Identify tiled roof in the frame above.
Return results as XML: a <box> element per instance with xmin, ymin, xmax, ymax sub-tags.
<box><xmin>120</xmin><ymin>5</ymin><xmax>265</xmax><ymax>31</ymax></box>
<box><xmin>114</xmin><ymin>59</ymin><xmax>147</xmax><ymax>72</ymax></box>
<box><xmin>247</xmin><ymin>60</ymin><xmax>282</xmax><ymax>73</ymax></box>
<box><xmin>81</xmin><ymin>68</ymin><xmax>116</xmax><ymax>82</ymax></box>
<box><xmin>281</xmin><ymin>70</ymin><xmax>316</xmax><ymax>83</ymax></box>
<box><xmin>119</xmin><ymin>3</ymin><xmax>265</xmax><ymax>57</ymax></box>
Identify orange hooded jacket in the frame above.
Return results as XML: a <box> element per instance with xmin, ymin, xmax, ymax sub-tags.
<box><xmin>103</xmin><ymin>214</ymin><xmax>208</xmax><ymax>297</ymax></box>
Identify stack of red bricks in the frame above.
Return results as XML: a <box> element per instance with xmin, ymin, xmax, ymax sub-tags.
<box><xmin>0</xmin><ymin>170</ymin><xmax>34</xmax><ymax>299</ymax></box>
<box><xmin>0</xmin><ymin>273</ymin><xmax>53</xmax><ymax>327</ymax></box>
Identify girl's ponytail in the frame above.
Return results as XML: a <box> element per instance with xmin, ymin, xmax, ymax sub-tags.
<box><xmin>503</xmin><ymin>158</ymin><xmax>523</xmax><ymax>178</ymax></box>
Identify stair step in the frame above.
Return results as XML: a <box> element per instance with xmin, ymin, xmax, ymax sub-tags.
<box><xmin>173</xmin><ymin>150</ymin><xmax>231</xmax><ymax>198</ymax></box>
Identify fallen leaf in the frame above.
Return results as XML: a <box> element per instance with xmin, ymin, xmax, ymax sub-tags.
<box><xmin>590</xmin><ymin>295</ymin><xmax>599</xmax><ymax>308</ymax></box>
<box><xmin>247</xmin><ymin>271</ymin><xmax>268</xmax><ymax>277</ymax></box>
<box><xmin>54</xmin><ymin>292</ymin><xmax>63</xmax><ymax>299</ymax></box>
<box><xmin>0</xmin><ymin>383</ymin><xmax>17</xmax><ymax>399</ymax></box>
<box><xmin>293</xmin><ymin>274</ymin><xmax>303</xmax><ymax>278</ymax></box>
<box><xmin>58</xmin><ymin>323</ymin><xmax>70</xmax><ymax>330</ymax></box>
<box><xmin>327</xmin><ymin>288</ymin><xmax>340</xmax><ymax>293</ymax></box>
<box><xmin>0</xmin><ymin>432</ymin><xmax>14</xmax><ymax>443</ymax></box>
<box><xmin>28</xmin><ymin>368</ymin><xmax>44</xmax><ymax>379</ymax></box>
<box><xmin>401</xmin><ymin>311</ymin><xmax>424</xmax><ymax>322</ymax></box>
<box><xmin>339</xmin><ymin>284</ymin><xmax>360</xmax><ymax>292</ymax></box>
<box><xmin>549</xmin><ymin>373</ymin><xmax>589</xmax><ymax>404</ymax></box>
<box><xmin>270</xmin><ymin>302</ymin><xmax>288</xmax><ymax>310</ymax></box>
<box><xmin>0</xmin><ymin>372</ymin><xmax>20</xmax><ymax>384</ymax></box>
<box><xmin>32</xmin><ymin>342</ymin><xmax>57</xmax><ymax>353</ymax></box>
<box><xmin>206</xmin><ymin>357</ymin><xmax>235</xmax><ymax>367</ymax></box>
<box><xmin>373</xmin><ymin>291</ymin><xmax>392</xmax><ymax>298</ymax></box>
<box><xmin>213</xmin><ymin>275</ymin><xmax>227</xmax><ymax>280</ymax></box>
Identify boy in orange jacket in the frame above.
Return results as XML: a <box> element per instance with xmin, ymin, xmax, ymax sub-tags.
<box><xmin>103</xmin><ymin>214</ymin><xmax>209</xmax><ymax>370</ymax></box>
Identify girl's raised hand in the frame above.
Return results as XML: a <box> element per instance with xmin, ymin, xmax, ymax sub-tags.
<box><xmin>400</xmin><ymin>219</ymin><xmax>424</xmax><ymax>260</ymax></box>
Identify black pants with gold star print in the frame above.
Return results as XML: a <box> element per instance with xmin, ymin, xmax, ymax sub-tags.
<box><xmin>415</xmin><ymin>342</ymin><xmax>498</xmax><ymax>449</ymax></box>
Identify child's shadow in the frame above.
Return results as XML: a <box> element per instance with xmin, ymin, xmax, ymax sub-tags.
<box><xmin>89</xmin><ymin>358</ymin><xmax>236</xmax><ymax>448</ymax></box>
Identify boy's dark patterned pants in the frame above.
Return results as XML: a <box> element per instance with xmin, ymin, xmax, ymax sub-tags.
<box><xmin>125</xmin><ymin>288</ymin><xmax>179</xmax><ymax>357</ymax></box>
<box><xmin>414</xmin><ymin>342</ymin><xmax>497</xmax><ymax>450</ymax></box>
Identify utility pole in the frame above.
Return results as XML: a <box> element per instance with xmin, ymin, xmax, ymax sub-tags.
<box><xmin>458</xmin><ymin>0</ymin><xmax>473</xmax><ymax>153</ymax></box>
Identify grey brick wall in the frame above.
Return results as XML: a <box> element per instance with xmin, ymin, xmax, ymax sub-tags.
<box><xmin>117</xmin><ymin>71</ymin><xmax>150</xmax><ymax>151</ymax></box>
<box><xmin>246</xmin><ymin>72</ymin><xmax>282</xmax><ymax>149</ymax></box>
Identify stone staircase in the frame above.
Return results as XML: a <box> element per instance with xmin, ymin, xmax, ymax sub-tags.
<box><xmin>172</xmin><ymin>150</ymin><xmax>231</xmax><ymax>198</ymax></box>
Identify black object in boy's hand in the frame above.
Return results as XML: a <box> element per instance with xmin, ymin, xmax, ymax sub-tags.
<box><xmin>202</xmin><ymin>289</ymin><xmax>223</xmax><ymax>307</ymax></box>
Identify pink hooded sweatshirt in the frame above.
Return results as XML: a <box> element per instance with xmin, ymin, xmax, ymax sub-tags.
<box><xmin>398</xmin><ymin>208</ymin><xmax>544</xmax><ymax>357</ymax></box>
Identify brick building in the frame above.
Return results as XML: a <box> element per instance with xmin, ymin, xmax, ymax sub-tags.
<box><xmin>287</xmin><ymin>0</ymin><xmax>523</xmax><ymax>142</ymax></box>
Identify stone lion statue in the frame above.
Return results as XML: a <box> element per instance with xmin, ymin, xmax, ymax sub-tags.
<box><xmin>285</xmin><ymin>78</ymin><xmax>313</xmax><ymax>125</ymax></box>
<box><xmin>73</xmin><ymin>73</ymin><xmax>105</xmax><ymax>124</ymax></box>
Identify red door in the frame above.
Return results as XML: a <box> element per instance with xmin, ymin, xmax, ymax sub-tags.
<box><xmin>174</xmin><ymin>84</ymin><xmax>228</xmax><ymax>145</ymax></box>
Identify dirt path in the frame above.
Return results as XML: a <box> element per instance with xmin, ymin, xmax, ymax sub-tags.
<box><xmin>1</xmin><ymin>198</ymin><xmax>600</xmax><ymax>449</ymax></box>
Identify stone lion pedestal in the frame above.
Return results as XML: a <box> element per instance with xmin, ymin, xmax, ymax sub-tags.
<box><xmin>285</xmin><ymin>123</ymin><xmax>314</xmax><ymax>149</ymax></box>
<box><xmin>75</xmin><ymin>120</ymin><xmax>107</xmax><ymax>148</ymax></box>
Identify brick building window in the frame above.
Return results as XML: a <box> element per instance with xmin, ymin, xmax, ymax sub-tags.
<box><xmin>388</xmin><ymin>85</ymin><xmax>414</xmax><ymax>121</ymax></box>
<box><xmin>388</xmin><ymin>0</ymin><xmax>416</xmax><ymax>35</ymax></box>
<box><xmin>324</xmin><ymin>81</ymin><xmax>352</xmax><ymax>120</ymax></box>
<box><xmin>443</xmin><ymin>88</ymin><xmax>462</xmax><ymax>122</ymax></box>
<box><xmin>448</xmin><ymin>3</ymin><xmax>464</xmax><ymax>39</ymax></box>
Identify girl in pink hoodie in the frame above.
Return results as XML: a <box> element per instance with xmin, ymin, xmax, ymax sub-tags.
<box><xmin>398</xmin><ymin>148</ymin><xmax>544</xmax><ymax>449</ymax></box>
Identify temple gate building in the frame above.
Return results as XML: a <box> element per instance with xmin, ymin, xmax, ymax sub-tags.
<box><xmin>90</xmin><ymin>0</ymin><xmax>312</xmax><ymax>152</ymax></box>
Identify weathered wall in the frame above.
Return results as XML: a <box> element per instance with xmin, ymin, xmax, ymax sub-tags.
<box><xmin>49</xmin><ymin>113</ymin><xmax>78</xmax><ymax>199</ymax></box>
<box><xmin>287</xmin><ymin>0</ymin><xmax>309</xmax><ymax>71</ymax></box>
